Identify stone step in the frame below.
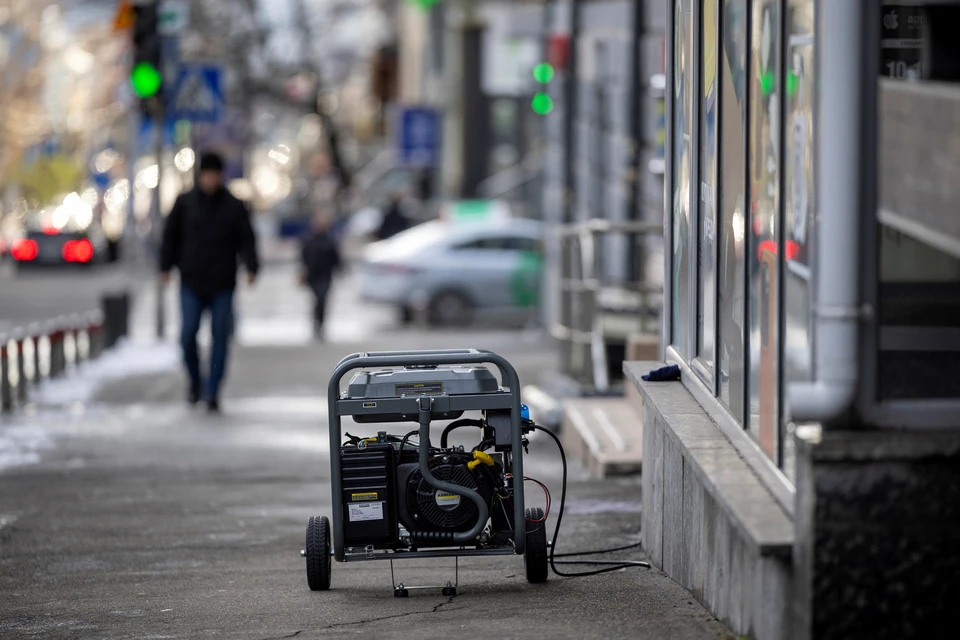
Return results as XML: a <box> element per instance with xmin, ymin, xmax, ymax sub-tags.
<box><xmin>561</xmin><ymin>396</ymin><xmax>644</xmax><ymax>478</ymax></box>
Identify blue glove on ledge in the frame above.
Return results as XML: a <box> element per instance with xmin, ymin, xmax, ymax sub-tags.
<box><xmin>641</xmin><ymin>364</ymin><xmax>681</xmax><ymax>382</ymax></box>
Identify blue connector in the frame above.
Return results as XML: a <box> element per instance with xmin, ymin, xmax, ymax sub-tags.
<box><xmin>520</xmin><ymin>404</ymin><xmax>530</xmax><ymax>421</ymax></box>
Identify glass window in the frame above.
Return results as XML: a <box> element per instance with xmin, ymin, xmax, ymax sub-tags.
<box><xmin>718</xmin><ymin>0</ymin><xmax>748</xmax><ymax>423</ymax></box>
<box><xmin>455</xmin><ymin>236</ymin><xmax>531</xmax><ymax>251</ymax></box>
<box><xmin>782</xmin><ymin>0</ymin><xmax>815</xmax><ymax>481</ymax></box>
<box><xmin>874</xmin><ymin>3</ymin><xmax>960</xmax><ymax>409</ymax></box>
<box><xmin>698</xmin><ymin>0</ymin><xmax>720</xmax><ymax>370</ymax></box>
<box><xmin>747</xmin><ymin>0</ymin><xmax>780</xmax><ymax>463</ymax></box>
<box><xmin>672</xmin><ymin>0</ymin><xmax>694</xmax><ymax>355</ymax></box>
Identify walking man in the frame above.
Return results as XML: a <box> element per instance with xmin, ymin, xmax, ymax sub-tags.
<box><xmin>299</xmin><ymin>210</ymin><xmax>341</xmax><ymax>340</ymax></box>
<box><xmin>159</xmin><ymin>152</ymin><xmax>259</xmax><ymax>412</ymax></box>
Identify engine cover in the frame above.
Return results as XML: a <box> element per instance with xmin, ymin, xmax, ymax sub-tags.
<box><xmin>396</xmin><ymin>458</ymin><xmax>493</xmax><ymax>534</ymax></box>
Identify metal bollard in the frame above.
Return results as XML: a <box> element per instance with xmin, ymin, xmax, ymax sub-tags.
<box><xmin>48</xmin><ymin>322</ymin><xmax>66</xmax><ymax>379</ymax></box>
<box><xmin>13</xmin><ymin>329</ymin><xmax>28</xmax><ymax>405</ymax></box>
<box><xmin>86</xmin><ymin>310</ymin><xmax>105</xmax><ymax>360</ymax></box>
<box><xmin>0</xmin><ymin>335</ymin><xmax>11</xmax><ymax>413</ymax></box>
<box><xmin>28</xmin><ymin>323</ymin><xmax>42</xmax><ymax>384</ymax></box>
<box><xmin>70</xmin><ymin>313</ymin><xmax>88</xmax><ymax>364</ymax></box>
<box><xmin>66</xmin><ymin>313</ymin><xmax>82</xmax><ymax>368</ymax></box>
<box><xmin>101</xmin><ymin>292</ymin><xmax>130</xmax><ymax>350</ymax></box>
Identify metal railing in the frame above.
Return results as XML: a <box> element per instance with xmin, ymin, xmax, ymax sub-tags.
<box><xmin>477</xmin><ymin>152</ymin><xmax>541</xmax><ymax>203</ymax></box>
<box><xmin>0</xmin><ymin>303</ymin><xmax>124</xmax><ymax>413</ymax></box>
<box><xmin>553</xmin><ymin>219</ymin><xmax>663</xmax><ymax>393</ymax></box>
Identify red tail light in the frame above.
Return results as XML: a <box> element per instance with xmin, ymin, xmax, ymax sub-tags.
<box><xmin>11</xmin><ymin>239</ymin><xmax>39</xmax><ymax>261</ymax></box>
<box><xmin>63</xmin><ymin>239</ymin><xmax>94</xmax><ymax>263</ymax></box>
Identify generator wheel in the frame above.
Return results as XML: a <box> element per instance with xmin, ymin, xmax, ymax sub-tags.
<box><xmin>305</xmin><ymin>515</ymin><xmax>332</xmax><ymax>591</ymax></box>
<box><xmin>524</xmin><ymin>508</ymin><xmax>549</xmax><ymax>583</ymax></box>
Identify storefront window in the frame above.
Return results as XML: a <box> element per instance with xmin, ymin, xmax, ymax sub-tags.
<box><xmin>698</xmin><ymin>0</ymin><xmax>719</xmax><ymax>371</ymax></box>
<box><xmin>672</xmin><ymin>0</ymin><xmax>694</xmax><ymax>355</ymax></box>
<box><xmin>718</xmin><ymin>0</ymin><xmax>747</xmax><ymax>422</ymax></box>
<box><xmin>747</xmin><ymin>0</ymin><xmax>780</xmax><ymax>463</ymax></box>
<box><xmin>782</xmin><ymin>0</ymin><xmax>815</xmax><ymax>480</ymax></box>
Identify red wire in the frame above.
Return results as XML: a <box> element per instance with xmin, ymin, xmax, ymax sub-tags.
<box><xmin>506</xmin><ymin>474</ymin><xmax>551</xmax><ymax>522</ymax></box>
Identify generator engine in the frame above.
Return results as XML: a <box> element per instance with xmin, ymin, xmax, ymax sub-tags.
<box><xmin>397</xmin><ymin>453</ymin><xmax>497</xmax><ymax>535</ymax></box>
<box><xmin>339</xmin><ymin>432</ymin><xmax>513</xmax><ymax>548</ymax></box>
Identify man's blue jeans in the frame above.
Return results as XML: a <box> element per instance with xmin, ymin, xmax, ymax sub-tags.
<box><xmin>180</xmin><ymin>286</ymin><xmax>234</xmax><ymax>400</ymax></box>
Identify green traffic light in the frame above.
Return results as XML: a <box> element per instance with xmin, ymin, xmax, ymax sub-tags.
<box><xmin>760</xmin><ymin>70</ymin><xmax>774</xmax><ymax>97</ymax></box>
<box><xmin>533</xmin><ymin>62</ymin><xmax>554</xmax><ymax>84</ymax></box>
<box><xmin>131</xmin><ymin>62</ymin><xmax>162</xmax><ymax>99</ymax></box>
<box><xmin>532</xmin><ymin>92</ymin><xmax>553</xmax><ymax>115</ymax></box>
<box><xmin>786</xmin><ymin>70</ymin><xmax>799</xmax><ymax>97</ymax></box>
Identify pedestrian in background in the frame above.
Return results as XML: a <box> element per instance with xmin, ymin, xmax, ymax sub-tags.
<box><xmin>376</xmin><ymin>191</ymin><xmax>411</xmax><ymax>240</ymax></box>
<box><xmin>159</xmin><ymin>151</ymin><xmax>259</xmax><ymax>413</ymax></box>
<box><xmin>300</xmin><ymin>210</ymin><xmax>341</xmax><ymax>340</ymax></box>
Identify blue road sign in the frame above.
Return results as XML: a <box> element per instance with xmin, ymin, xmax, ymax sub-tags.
<box><xmin>396</xmin><ymin>106</ymin><xmax>440</xmax><ymax>167</ymax></box>
<box><xmin>169</xmin><ymin>64</ymin><xmax>223</xmax><ymax>123</ymax></box>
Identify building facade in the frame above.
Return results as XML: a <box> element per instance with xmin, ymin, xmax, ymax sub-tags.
<box><xmin>629</xmin><ymin>0</ymin><xmax>960</xmax><ymax>638</ymax></box>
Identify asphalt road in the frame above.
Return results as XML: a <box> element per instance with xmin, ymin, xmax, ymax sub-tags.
<box><xmin>0</xmin><ymin>321</ymin><xmax>729</xmax><ymax>639</ymax></box>
<box><xmin>0</xmin><ymin>260</ymin><xmax>140</xmax><ymax>334</ymax></box>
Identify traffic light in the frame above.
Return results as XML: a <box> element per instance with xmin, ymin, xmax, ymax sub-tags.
<box><xmin>131</xmin><ymin>3</ymin><xmax>162</xmax><ymax>110</ymax></box>
<box><xmin>531</xmin><ymin>62</ymin><xmax>554</xmax><ymax>115</ymax></box>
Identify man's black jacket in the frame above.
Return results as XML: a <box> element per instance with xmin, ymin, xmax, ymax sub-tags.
<box><xmin>160</xmin><ymin>187</ymin><xmax>259</xmax><ymax>295</ymax></box>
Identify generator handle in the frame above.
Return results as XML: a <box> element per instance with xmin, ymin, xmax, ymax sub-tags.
<box><xmin>329</xmin><ymin>349</ymin><xmax>521</xmax><ymax>397</ymax></box>
<box><xmin>327</xmin><ymin>349</ymin><xmax>525</xmax><ymax>560</ymax></box>
<box><xmin>334</xmin><ymin>348</ymin><xmax>486</xmax><ymax>369</ymax></box>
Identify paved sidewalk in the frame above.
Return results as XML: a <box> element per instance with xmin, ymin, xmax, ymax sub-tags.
<box><xmin>0</xmin><ymin>326</ymin><xmax>730</xmax><ymax>639</ymax></box>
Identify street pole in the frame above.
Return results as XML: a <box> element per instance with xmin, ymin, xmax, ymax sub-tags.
<box><xmin>153</xmin><ymin>97</ymin><xmax>165</xmax><ymax>341</ymax></box>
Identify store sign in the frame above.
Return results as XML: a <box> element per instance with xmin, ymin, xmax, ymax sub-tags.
<box><xmin>881</xmin><ymin>5</ymin><xmax>925</xmax><ymax>79</ymax></box>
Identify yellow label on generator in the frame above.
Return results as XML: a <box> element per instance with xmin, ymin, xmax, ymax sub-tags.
<box><xmin>351</xmin><ymin>492</ymin><xmax>379</xmax><ymax>502</ymax></box>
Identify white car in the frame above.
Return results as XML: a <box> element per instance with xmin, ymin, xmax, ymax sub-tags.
<box><xmin>357</xmin><ymin>218</ymin><xmax>544</xmax><ymax>326</ymax></box>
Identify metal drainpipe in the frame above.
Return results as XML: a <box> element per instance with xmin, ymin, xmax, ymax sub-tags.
<box><xmin>786</xmin><ymin>0</ymin><xmax>866</xmax><ymax>423</ymax></box>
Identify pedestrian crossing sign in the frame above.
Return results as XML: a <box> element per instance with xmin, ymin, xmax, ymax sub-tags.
<box><xmin>169</xmin><ymin>64</ymin><xmax>224</xmax><ymax>123</ymax></box>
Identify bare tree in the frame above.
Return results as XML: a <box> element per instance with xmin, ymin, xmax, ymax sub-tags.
<box><xmin>179</xmin><ymin>0</ymin><xmax>388</xmax><ymax>195</ymax></box>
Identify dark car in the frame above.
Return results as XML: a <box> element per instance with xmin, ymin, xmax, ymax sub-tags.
<box><xmin>10</xmin><ymin>195</ymin><xmax>108</xmax><ymax>267</ymax></box>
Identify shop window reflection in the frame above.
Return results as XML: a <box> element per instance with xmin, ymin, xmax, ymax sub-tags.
<box><xmin>718</xmin><ymin>0</ymin><xmax>747</xmax><ymax>423</ymax></box>
<box><xmin>747</xmin><ymin>0</ymin><xmax>780</xmax><ymax>463</ymax></box>
<box><xmin>672</xmin><ymin>0</ymin><xmax>694</xmax><ymax>355</ymax></box>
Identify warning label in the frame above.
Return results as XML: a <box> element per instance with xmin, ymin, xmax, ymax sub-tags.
<box><xmin>395</xmin><ymin>381</ymin><xmax>444</xmax><ymax>396</ymax></box>
<box><xmin>348</xmin><ymin>502</ymin><xmax>384</xmax><ymax>522</ymax></box>
<box><xmin>351</xmin><ymin>492</ymin><xmax>379</xmax><ymax>502</ymax></box>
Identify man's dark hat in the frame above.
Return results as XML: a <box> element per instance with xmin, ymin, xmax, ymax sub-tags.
<box><xmin>198</xmin><ymin>152</ymin><xmax>224</xmax><ymax>172</ymax></box>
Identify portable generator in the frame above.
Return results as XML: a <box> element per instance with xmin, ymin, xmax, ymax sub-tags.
<box><xmin>302</xmin><ymin>349</ymin><xmax>547</xmax><ymax>596</ymax></box>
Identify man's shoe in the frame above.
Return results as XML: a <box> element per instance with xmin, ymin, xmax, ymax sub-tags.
<box><xmin>206</xmin><ymin>398</ymin><xmax>220</xmax><ymax>414</ymax></box>
<box><xmin>188</xmin><ymin>384</ymin><xmax>201</xmax><ymax>405</ymax></box>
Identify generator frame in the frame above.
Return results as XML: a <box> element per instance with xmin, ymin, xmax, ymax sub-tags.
<box><xmin>326</xmin><ymin>348</ymin><xmax>527</xmax><ymax>564</ymax></box>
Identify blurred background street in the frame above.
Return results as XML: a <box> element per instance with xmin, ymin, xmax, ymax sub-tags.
<box><xmin>0</xmin><ymin>1</ymin><xmax>705</xmax><ymax>636</ymax></box>
<box><xmin>13</xmin><ymin>0</ymin><xmax>954</xmax><ymax>637</ymax></box>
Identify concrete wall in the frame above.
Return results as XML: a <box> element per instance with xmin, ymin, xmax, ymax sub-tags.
<box><xmin>792</xmin><ymin>430</ymin><xmax>960</xmax><ymax>640</ymax></box>
<box><xmin>628</xmin><ymin>362</ymin><xmax>794</xmax><ymax>640</ymax></box>
<box><xmin>878</xmin><ymin>80</ymin><xmax>960</xmax><ymax>255</ymax></box>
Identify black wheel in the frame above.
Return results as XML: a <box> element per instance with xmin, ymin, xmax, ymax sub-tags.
<box><xmin>442</xmin><ymin>586</ymin><xmax>457</xmax><ymax>597</ymax></box>
<box><xmin>399</xmin><ymin>305</ymin><xmax>416</xmax><ymax>325</ymax></box>
<box><xmin>305</xmin><ymin>515</ymin><xmax>332</xmax><ymax>591</ymax></box>
<box><xmin>427</xmin><ymin>290</ymin><xmax>473</xmax><ymax>327</ymax></box>
<box><xmin>394</xmin><ymin>587</ymin><xmax>409</xmax><ymax>598</ymax></box>
<box><xmin>524</xmin><ymin>507</ymin><xmax>549</xmax><ymax>583</ymax></box>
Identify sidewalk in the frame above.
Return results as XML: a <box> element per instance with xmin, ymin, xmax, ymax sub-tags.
<box><xmin>0</xmin><ymin>282</ymin><xmax>731</xmax><ymax>639</ymax></box>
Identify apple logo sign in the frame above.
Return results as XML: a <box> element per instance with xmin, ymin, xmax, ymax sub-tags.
<box><xmin>884</xmin><ymin>11</ymin><xmax>899</xmax><ymax>30</ymax></box>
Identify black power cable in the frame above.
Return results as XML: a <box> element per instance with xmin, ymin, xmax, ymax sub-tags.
<box><xmin>440</xmin><ymin>418</ymin><xmax>485</xmax><ymax>448</ymax></box>
<box><xmin>529</xmin><ymin>424</ymin><xmax>650</xmax><ymax>577</ymax></box>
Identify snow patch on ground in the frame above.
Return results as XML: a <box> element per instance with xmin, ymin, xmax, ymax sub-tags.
<box><xmin>0</xmin><ymin>424</ymin><xmax>54</xmax><ymax>471</ymax></box>
<box><xmin>33</xmin><ymin>339</ymin><xmax>180</xmax><ymax>407</ymax></box>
